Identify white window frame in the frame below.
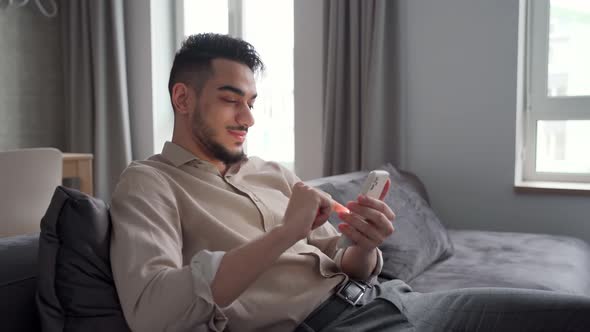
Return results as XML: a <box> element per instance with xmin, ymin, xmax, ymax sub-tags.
<box><xmin>175</xmin><ymin>0</ymin><xmax>239</xmax><ymax>47</ymax></box>
<box><xmin>515</xmin><ymin>0</ymin><xmax>590</xmax><ymax>190</ymax></box>
<box><xmin>174</xmin><ymin>0</ymin><xmax>295</xmax><ymax>170</ymax></box>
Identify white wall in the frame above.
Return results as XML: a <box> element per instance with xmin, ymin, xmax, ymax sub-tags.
<box><xmin>400</xmin><ymin>0</ymin><xmax>590</xmax><ymax>242</ymax></box>
<box><xmin>293</xmin><ymin>0</ymin><xmax>590</xmax><ymax>242</ymax></box>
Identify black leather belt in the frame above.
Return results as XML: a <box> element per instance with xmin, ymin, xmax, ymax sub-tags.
<box><xmin>299</xmin><ymin>280</ymin><xmax>368</xmax><ymax>331</ymax></box>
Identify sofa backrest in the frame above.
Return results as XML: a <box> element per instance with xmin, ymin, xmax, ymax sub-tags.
<box><xmin>0</xmin><ymin>233</ymin><xmax>41</xmax><ymax>331</ymax></box>
<box><xmin>0</xmin><ymin>148</ymin><xmax>62</xmax><ymax>237</ymax></box>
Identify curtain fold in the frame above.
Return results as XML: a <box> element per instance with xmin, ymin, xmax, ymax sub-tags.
<box><xmin>61</xmin><ymin>0</ymin><xmax>132</xmax><ymax>201</ymax></box>
<box><xmin>323</xmin><ymin>0</ymin><xmax>402</xmax><ymax>176</ymax></box>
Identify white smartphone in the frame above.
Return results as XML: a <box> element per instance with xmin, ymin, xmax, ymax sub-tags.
<box><xmin>337</xmin><ymin>170</ymin><xmax>390</xmax><ymax>248</ymax></box>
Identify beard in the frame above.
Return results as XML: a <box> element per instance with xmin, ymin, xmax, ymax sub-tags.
<box><xmin>191</xmin><ymin>107</ymin><xmax>247</xmax><ymax>165</ymax></box>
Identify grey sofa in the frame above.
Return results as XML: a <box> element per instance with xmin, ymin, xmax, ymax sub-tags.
<box><xmin>307</xmin><ymin>167</ymin><xmax>590</xmax><ymax>295</ymax></box>
<box><xmin>2</xmin><ymin>167</ymin><xmax>589</xmax><ymax>331</ymax></box>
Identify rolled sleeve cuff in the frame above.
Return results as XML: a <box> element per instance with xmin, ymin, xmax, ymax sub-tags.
<box><xmin>368</xmin><ymin>248</ymin><xmax>383</xmax><ymax>284</ymax></box>
<box><xmin>333</xmin><ymin>247</ymin><xmax>346</xmax><ymax>270</ymax></box>
<box><xmin>190</xmin><ymin>250</ymin><xmax>228</xmax><ymax>331</ymax></box>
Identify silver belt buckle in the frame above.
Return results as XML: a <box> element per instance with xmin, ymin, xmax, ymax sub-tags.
<box><xmin>335</xmin><ymin>280</ymin><xmax>366</xmax><ymax>306</ymax></box>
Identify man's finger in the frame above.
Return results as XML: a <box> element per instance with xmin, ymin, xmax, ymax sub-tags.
<box><xmin>311</xmin><ymin>215</ymin><xmax>328</xmax><ymax>229</ymax></box>
<box><xmin>379</xmin><ymin>178</ymin><xmax>391</xmax><ymax>201</ymax></box>
<box><xmin>338</xmin><ymin>212</ymin><xmax>383</xmax><ymax>244</ymax></box>
<box><xmin>357</xmin><ymin>195</ymin><xmax>396</xmax><ymax>221</ymax></box>
<box><xmin>332</xmin><ymin>200</ymin><xmax>350</xmax><ymax>214</ymax></box>
<box><xmin>345</xmin><ymin>202</ymin><xmax>395</xmax><ymax>237</ymax></box>
<box><xmin>338</xmin><ymin>223</ymin><xmax>376</xmax><ymax>251</ymax></box>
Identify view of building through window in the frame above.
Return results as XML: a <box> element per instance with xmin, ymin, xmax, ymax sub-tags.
<box><xmin>535</xmin><ymin>0</ymin><xmax>590</xmax><ymax>175</ymax></box>
<box><xmin>547</xmin><ymin>0</ymin><xmax>590</xmax><ymax>97</ymax></box>
<box><xmin>536</xmin><ymin>120</ymin><xmax>590</xmax><ymax>173</ymax></box>
<box><xmin>182</xmin><ymin>0</ymin><xmax>294</xmax><ymax>170</ymax></box>
<box><xmin>183</xmin><ymin>0</ymin><xmax>228</xmax><ymax>35</ymax></box>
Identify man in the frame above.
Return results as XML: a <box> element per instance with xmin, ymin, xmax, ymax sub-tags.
<box><xmin>110</xmin><ymin>33</ymin><xmax>590</xmax><ymax>332</ymax></box>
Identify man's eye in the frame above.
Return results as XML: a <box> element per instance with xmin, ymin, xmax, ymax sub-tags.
<box><xmin>222</xmin><ymin>98</ymin><xmax>237</xmax><ymax>103</ymax></box>
<box><xmin>248</xmin><ymin>104</ymin><xmax>254</xmax><ymax>110</ymax></box>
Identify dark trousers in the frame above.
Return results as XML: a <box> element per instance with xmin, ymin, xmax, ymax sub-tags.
<box><xmin>297</xmin><ymin>280</ymin><xmax>590</xmax><ymax>332</ymax></box>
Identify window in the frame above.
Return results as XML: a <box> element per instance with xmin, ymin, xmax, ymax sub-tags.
<box><xmin>177</xmin><ymin>0</ymin><xmax>295</xmax><ymax>170</ymax></box>
<box><xmin>516</xmin><ymin>0</ymin><xmax>590</xmax><ymax>189</ymax></box>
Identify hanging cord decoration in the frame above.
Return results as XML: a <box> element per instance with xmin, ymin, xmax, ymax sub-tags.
<box><xmin>0</xmin><ymin>0</ymin><xmax>58</xmax><ymax>18</ymax></box>
<box><xmin>35</xmin><ymin>0</ymin><xmax>57</xmax><ymax>17</ymax></box>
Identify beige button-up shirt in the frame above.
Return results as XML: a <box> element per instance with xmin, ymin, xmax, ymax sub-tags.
<box><xmin>110</xmin><ymin>142</ymin><xmax>382</xmax><ymax>332</ymax></box>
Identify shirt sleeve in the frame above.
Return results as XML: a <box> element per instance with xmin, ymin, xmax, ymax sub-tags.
<box><xmin>306</xmin><ymin>220</ymin><xmax>341</xmax><ymax>259</ymax></box>
<box><xmin>190</xmin><ymin>250</ymin><xmax>228</xmax><ymax>331</ymax></box>
<box><xmin>110</xmin><ymin>165</ymin><xmax>227</xmax><ymax>332</ymax></box>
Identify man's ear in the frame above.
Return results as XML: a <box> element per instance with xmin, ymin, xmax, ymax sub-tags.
<box><xmin>171</xmin><ymin>83</ymin><xmax>193</xmax><ymax>115</ymax></box>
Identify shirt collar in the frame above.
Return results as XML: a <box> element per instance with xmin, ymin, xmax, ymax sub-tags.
<box><xmin>161</xmin><ymin>141</ymin><xmax>249</xmax><ymax>173</ymax></box>
<box><xmin>161</xmin><ymin>141</ymin><xmax>200</xmax><ymax>167</ymax></box>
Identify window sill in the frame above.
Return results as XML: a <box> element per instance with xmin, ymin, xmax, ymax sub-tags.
<box><xmin>514</xmin><ymin>180</ymin><xmax>590</xmax><ymax>195</ymax></box>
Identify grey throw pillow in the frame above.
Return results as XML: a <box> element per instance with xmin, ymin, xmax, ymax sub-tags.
<box><xmin>317</xmin><ymin>164</ymin><xmax>454</xmax><ymax>282</ymax></box>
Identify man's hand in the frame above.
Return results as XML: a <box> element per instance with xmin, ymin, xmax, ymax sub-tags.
<box><xmin>282</xmin><ymin>182</ymin><xmax>333</xmax><ymax>241</ymax></box>
<box><xmin>338</xmin><ymin>179</ymin><xmax>395</xmax><ymax>280</ymax></box>
<box><xmin>337</xmin><ymin>179</ymin><xmax>395</xmax><ymax>251</ymax></box>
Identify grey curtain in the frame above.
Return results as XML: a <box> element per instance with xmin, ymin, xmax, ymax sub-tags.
<box><xmin>61</xmin><ymin>0</ymin><xmax>132</xmax><ymax>200</ymax></box>
<box><xmin>323</xmin><ymin>0</ymin><xmax>402</xmax><ymax>176</ymax></box>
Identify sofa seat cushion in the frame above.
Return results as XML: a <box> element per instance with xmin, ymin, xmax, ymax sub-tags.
<box><xmin>0</xmin><ymin>233</ymin><xmax>40</xmax><ymax>331</ymax></box>
<box><xmin>409</xmin><ymin>230</ymin><xmax>590</xmax><ymax>295</ymax></box>
<box><xmin>37</xmin><ymin>186</ymin><xmax>130</xmax><ymax>331</ymax></box>
<box><xmin>313</xmin><ymin>164</ymin><xmax>454</xmax><ymax>282</ymax></box>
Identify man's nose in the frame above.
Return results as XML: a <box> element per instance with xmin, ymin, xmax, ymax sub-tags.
<box><xmin>237</xmin><ymin>104</ymin><xmax>254</xmax><ymax>128</ymax></box>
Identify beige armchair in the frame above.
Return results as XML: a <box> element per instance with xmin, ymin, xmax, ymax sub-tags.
<box><xmin>0</xmin><ymin>148</ymin><xmax>62</xmax><ymax>237</ymax></box>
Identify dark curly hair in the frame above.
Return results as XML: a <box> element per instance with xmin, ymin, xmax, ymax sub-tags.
<box><xmin>168</xmin><ymin>33</ymin><xmax>264</xmax><ymax>100</ymax></box>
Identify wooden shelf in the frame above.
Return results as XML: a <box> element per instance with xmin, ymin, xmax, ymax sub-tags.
<box><xmin>62</xmin><ymin>153</ymin><xmax>94</xmax><ymax>196</ymax></box>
